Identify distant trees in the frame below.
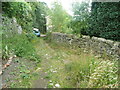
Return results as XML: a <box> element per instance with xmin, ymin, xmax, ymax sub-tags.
<box><xmin>48</xmin><ymin>1</ymin><xmax>72</xmax><ymax>33</ymax></box>
<box><xmin>70</xmin><ymin>1</ymin><xmax>90</xmax><ymax>35</ymax></box>
<box><xmin>29</xmin><ymin>2</ymin><xmax>48</xmax><ymax>33</ymax></box>
<box><xmin>3</xmin><ymin>1</ymin><xmax>119</xmax><ymax>41</ymax></box>
<box><xmin>70</xmin><ymin>1</ymin><xmax>120</xmax><ymax>41</ymax></box>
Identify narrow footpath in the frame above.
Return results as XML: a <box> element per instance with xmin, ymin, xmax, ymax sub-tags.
<box><xmin>32</xmin><ymin>38</ymin><xmax>94</xmax><ymax>88</ymax></box>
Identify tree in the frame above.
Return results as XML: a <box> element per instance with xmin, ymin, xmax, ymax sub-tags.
<box><xmin>48</xmin><ymin>1</ymin><xmax>72</xmax><ymax>33</ymax></box>
<box><xmin>29</xmin><ymin>2</ymin><xmax>48</xmax><ymax>33</ymax></box>
<box><xmin>88</xmin><ymin>2</ymin><xmax>120</xmax><ymax>41</ymax></box>
<box><xmin>2</xmin><ymin>1</ymin><xmax>33</xmax><ymax>32</ymax></box>
<box><xmin>71</xmin><ymin>1</ymin><xmax>90</xmax><ymax>35</ymax></box>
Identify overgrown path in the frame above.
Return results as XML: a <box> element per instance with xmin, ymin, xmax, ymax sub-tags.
<box><xmin>32</xmin><ymin>38</ymin><xmax>96</xmax><ymax>88</ymax></box>
<box><xmin>2</xmin><ymin>38</ymin><xmax>118</xmax><ymax>88</ymax></box>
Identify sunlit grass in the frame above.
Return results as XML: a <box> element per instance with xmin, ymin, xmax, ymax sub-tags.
<box><xmin>42</xmin><ymin>40</ymin><xmax>118</xmax><ymax>88</ymax></box>
<box><xmin>11</xmin><ymin>38</ymin><xmax>118</xmax><ymax>88</ymax></box>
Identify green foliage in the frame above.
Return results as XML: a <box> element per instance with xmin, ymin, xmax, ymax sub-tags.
<box><xmin>2</xmin><ymin>1</ymin><xmax>33</xmax><ymax>32</ymax></box>
<box><xmin>44</xmin><ymin>41</ymin><xmax>118</xmax><ymax>88</ymax></box>
<box><xmin>2</xmin><ymin>1</ymin><xmax>48</xmax><ymax>61</ymax></box>
<box><xmin>88</xmin><ymin>2</ymin><xmax>120</xmax><ymax>41</ymax></box>
<box><xmin>2</xmin><ymin>34</ymin><xmax>40</xmax><ymax>62</ymax></box>
<box><xmin>48</xmin><ymin>1</ymin><xmax>72</xmax><ymax>34</ymax></box>
<box><xmin>70</xmin><ymin>1</ymin><xmax>90</xmax><ymax>35</ymax></box>
<box><xmin>2</xmin><ymin>15</ymin><xmax>40</xmax><ymax>61</ymax></box>
<box><xmin>29</xmin><ymin>2</ymin><xmax>48</xmax><ymax>33</ymax></box>
<box><xmin>64</xmin><ymin>57</ymin><xmax>91</xmax><ymax>87</ymax></box>
<box><xmin>88</xmin><ymin>60</ymin><xmax>118</xmax><ymax>88</ymax></box>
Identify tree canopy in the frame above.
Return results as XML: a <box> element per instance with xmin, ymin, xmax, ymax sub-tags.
<box><xmin>87</xmin><ymin>2</ymin><xmax>120</xmax><ymax>41</ymax></box>
<box><xmin>48</xmin><ymin>1</ymin><xmax>72</xmax><ymax>33</ymax></box>
<box><xmin>70</xmin><ymin>1</ymin><xmax>90</xmax><ymax>35</ymax></box>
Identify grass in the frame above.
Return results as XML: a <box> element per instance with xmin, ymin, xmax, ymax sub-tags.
<box><xmin>4</xmin><ymin>37</ymin><xmax>118</xmax><ymax>88</ymax></box>
<box><xmin>8</xmin><ymin>58</ymin><xmax>40</xmax><ymax>88</ymax></box>
<box><xmin>45</xmin><ymin>43</ymin><xmax>94</xmax><ymax>88</ymax></box>
<box><xmin>42</xmin><ymin>39</ymin><xmax>118</xmax><ymax>88</ymax></box>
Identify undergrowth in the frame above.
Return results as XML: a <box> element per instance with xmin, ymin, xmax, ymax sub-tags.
<box><xmin>45</xmin><ymin>41</ymin><xmax>118</xmax><ymax>88</ymax></box>
<box><xmin>2</xmin><ymin>34</ymin><xmax>40</xmax><ymax>62</ymax></box>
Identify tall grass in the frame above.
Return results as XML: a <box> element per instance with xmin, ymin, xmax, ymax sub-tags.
<box><xmin>2</xmin><ymin>34</ymin><xmax>40</xmax><ymax>62</ymax></box>
<box><xmin>46</xmin><ymin>41</ymin><xmax>118</xmax><ymax>88</ymax></box>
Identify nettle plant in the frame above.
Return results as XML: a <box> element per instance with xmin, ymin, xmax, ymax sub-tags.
<box><xmin>88</xmin><ymin>60</ymin><xmax>118</xmax><ymax>88</ymax></box>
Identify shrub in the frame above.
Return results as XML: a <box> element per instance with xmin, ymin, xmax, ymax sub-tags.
<box><xmin>87</xmin><ymin>2</ymin><xmax>120</xmax><ymax>41</ymax></box>
<box><xmin>64</xmin><ymin>58</ymin><xmax>118</xmax><ymax>88</ymax></box>
<box><xmin>2</xmin><ymin>34</ymin><xmax>40</xmax><ymax>62</ymax></box>
<box><xmin>2</xmin><ymin>1</ymin><xmax>33</xmax><ymax>32</ymax></box>
<box><xmin>88</xmin><ymin>60</ymin><xmax>118</xmax><ymax>88</ymax></box>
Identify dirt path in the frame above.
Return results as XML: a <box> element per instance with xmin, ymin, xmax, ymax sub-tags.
<box><xmin>31</xmin><ymin>38</ymin><xmax>94</xmax><ymax>88</ymax></box>
<box><xmin>1</xmin><ymin>38</ymin><xmax>97</xmax><ymax>88</ymax></box>
<box><xmin>32</xmin><ymin>39</ymin><xmax>55</xmax><ymax>88</ymax></box>
<box><xmin>1</xmin><ymin>38</ymin><xmax>118</xmax><ymax>88</ymax></box>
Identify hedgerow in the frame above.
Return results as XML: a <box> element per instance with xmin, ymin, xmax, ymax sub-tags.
<box><xmin>87</xmin><ymin>2</ymin><xmax>120</xmax><ymax>41</ymax></box>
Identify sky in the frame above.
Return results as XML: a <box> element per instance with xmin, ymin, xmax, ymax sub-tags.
<box><xmin>39</xmin><ymin>0</ymin><xmax>90</xmax><ymax>15</ymax></box>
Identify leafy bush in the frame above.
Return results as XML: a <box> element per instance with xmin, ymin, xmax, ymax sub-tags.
<box><xmin>87</xmin><ymin>2</ymin><xmax>120</xmax><ymax>41</ymax></box>
<box><xmin>2</xmin><ymin>1</ymin><xmax>45</xmax><ymax>62</ymax></box>
<box><xmin>2</xmin><ymin>1</ymin><xmax>33</xmax><ymax>32</ymax></box>
<box><xmin>88</xmin><ymin>60</ymin><xmax>118</xmax><ymax>88</ymax></box>
<box><xmin>64</xmin><ymin>57</ymin><xmax>118</xmax><ymax>88</ymax></box>
<box><xmin>2</xmin><ymin>16</ymin><xmax>40</xmax><ymax>61</ymax></box>
<box><xmin>2</xmin><ymin>34</ymin><xmax>40</xmax><ymax>62</ymax></box>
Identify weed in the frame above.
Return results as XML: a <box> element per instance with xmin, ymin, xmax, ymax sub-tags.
<box><xmin>88</xmin><ymin>60</ymin><xmax>118</xmax><ymax>88</ymax></box>
<box><xmin>2</xmin><ymin>34</ymin><xmax>40</xmax><ymax>62</ymax></box>
<box><xmin>44</xmin><ymin>41</ymin><xmax>118</xmax><ymax>88</ymax></box>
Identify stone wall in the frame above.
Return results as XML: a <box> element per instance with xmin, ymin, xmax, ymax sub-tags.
<box><xmin>50</xmin><ymin>32</ymin><xmax>120</xmax><ymax>60</ymax></box>
<box><xmin>2</xmin><ymin>15</ymin><xmax>22</xmax><ymax>38</ymax></box>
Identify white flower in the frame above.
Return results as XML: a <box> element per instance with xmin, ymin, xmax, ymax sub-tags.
<box><xmin>55</xmin><ymin>84</ymin><xmax>60</xmax><ymax>88</ymax></box>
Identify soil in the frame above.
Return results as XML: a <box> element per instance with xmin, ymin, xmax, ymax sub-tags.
<box><xmin>1</xmin><ymin>57</ymin><xmax>37</xmax><ymax>88</ymax></box>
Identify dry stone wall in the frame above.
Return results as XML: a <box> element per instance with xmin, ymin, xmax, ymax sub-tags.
<box><xmin>2</xmin><ymin>16</ymin><xmax>22</xmax><ymax>37</ymax></box>
<box><xmin>50</xmin><ymin>32</ymin><xmax>120</xmax><ymax>60</ymax></box>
